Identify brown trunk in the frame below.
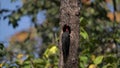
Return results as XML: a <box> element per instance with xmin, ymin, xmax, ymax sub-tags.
<box><xmin>59</xmin><ymin>0</ymin><xmax>80</xmax><ymax>68</ymax></box>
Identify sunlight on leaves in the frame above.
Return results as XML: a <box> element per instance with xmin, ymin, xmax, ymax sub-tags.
<box><xmin>0</xmin><ymin>62</ymin><xmax>4</xmax><ymax>68</ymax></box>
<box><xmin>89</xmin><ymin>64</ymin><xmax>97</xmax><ymax>68</ymax></box>
<box><xmin>80</xmin><ymin>27</ymin><xmax>89</xmax><ymax>40</ymax></box>
<box><xmin>93</xmin><ymin>55</ymin><xmax>104</xmax><ymax>65</ymax></box>
<box><xmin>17</xmin><ymin>53</ymin><xmax>24</xmax><ymax>59</ymax></box>
<box><xmin>43</xmin><ymin>44</ymin><xmax>58</xmax><ymax>58</ymax></box>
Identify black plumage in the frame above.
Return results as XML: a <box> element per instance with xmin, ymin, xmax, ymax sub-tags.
<box><xmin>62</xmin><ymin>24</ymin><xmax>70</xmax><ymax>63</ymax></box>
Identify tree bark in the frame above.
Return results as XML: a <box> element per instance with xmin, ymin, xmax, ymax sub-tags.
<box><xmin>59</xmin><ymin>0</ymin><xmax>80</xmax><ymax>68</ymax></box>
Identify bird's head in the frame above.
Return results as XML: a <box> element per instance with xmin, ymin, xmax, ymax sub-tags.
<box><xmin>63</xmin><ymin>24</ymin><xmax>71</xmax><ymax>34</ymax></box>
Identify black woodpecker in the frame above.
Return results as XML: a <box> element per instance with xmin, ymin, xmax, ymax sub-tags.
<box><xmin>62</xmin><ymin>24</ymin><xmax>71</xmax><ymax>63</ymax></box>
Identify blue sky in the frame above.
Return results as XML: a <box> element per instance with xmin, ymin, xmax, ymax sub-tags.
<box><xmin>0</xmin><ymin>0</ymin><xmax>114</xmax><ymax>45</ymax></box>
<box><xmin>0</xmin><ymin>0</ymin><xmax>46</xmax><ymax>45</ymax></box>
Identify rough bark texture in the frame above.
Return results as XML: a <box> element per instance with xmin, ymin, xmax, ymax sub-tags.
<box><xmin>59</xmin><ymin>0</ymin><xmax>80</xmax><ymax>68</ymax></box>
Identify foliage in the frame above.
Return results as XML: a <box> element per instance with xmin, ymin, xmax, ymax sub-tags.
<box><xmin>0</xmin><ymin>44</ymin><xmax>58</xmax><ymax>68</ymax></box>
<box><xmin>79</xmin><ymin>0</ymin><xmax>120</xmax><ymax>68</ymax></box>
<box><xmin>0</xmin><ymin>0</ymin><xmax>120</xmax><ymax>68</ymax></box>
<box><xmin>0</xmin><ymin>43</ymin><xmax>6</xmax><ymax>57</ymax></box>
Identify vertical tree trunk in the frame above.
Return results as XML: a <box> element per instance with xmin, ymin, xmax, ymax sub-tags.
<box><xmin>59</xmin><ymin>0</ymin><xmax>80</xmax><ymax>68</ymax></box>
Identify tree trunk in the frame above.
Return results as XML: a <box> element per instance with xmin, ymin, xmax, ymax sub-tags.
<box><xmin>59</xmin><ymin>0</ymin><xmax>80</xmax><ymax>68</ymax></box>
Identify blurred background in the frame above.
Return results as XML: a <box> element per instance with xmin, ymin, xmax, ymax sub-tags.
<box><xmin>0</xmin><ymin>0</ymin><xmax>120</xmax><ymax>68</ymax></box>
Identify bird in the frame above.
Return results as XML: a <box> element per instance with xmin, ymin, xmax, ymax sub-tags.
<box><xmin>62</xmin><ymin>24</ymin><xmax>71</xmax><ymax>63</ymax></box>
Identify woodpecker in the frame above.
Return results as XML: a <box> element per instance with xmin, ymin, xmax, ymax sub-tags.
<box><xmin>62</xmin><ymin>24</ymin><xmax>71</xmax><ymax>63</ymax></box>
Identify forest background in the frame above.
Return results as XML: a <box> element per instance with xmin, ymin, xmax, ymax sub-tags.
<box><xmin>0</xmin><ymin>0</ymin><xmax>120</xmax><ymax>68</ymax></box>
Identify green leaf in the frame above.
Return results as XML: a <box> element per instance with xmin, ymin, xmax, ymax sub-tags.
<box><xmin>80</xmin><ymin>17</ymin><xmax>84</xmax><ymax>22</ymax></box>
<box><xmin>102</xmin><ymin>63</ymin><xmax>117</xmax><ymax>68</ymax></box>
<box><xmin>79</xmin><ymin>56</ymin><xmax>88</xmax><ymax>68</ymax></box>
<box><xmin>23</xmin><ymin>65</ymin><xmax>31</xmax><ymax>68</ymax></box>
<box><xmin>80</xmin><ymin>27</ymin><xmax>89</xmax><ymax>40</ymax></box>
<box><xmin>43</xmin><ymin>44</ymin><xmax>58</xmax><ymax>58</ymax></box>
<box><xmin>80</xmin><ymin>56</ymin><xmax>88</xmax><ymax>62</ymax></box>
<box><xmin>93</xmin><ymin>55</ymin><xmax>104</xmax><ymax>65</ymax></box>
<box><xmin>80</xmin><ymin>17</ymin><xmax>88</xmax><ymax>26</ymax></box>
<box><xmin>80</xmin><ymin>63</ymin><xmax>85</xmax><ymax>68</ymax></box>
<box><xmin>0</xmin><ymin>43</ymin><xmax>6</xmax><ymax>57</ymax></box>
<box><xmin>33</xmin><ymin>58</ymin><xmax>45</xmax><ymax>63</ymax></box>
